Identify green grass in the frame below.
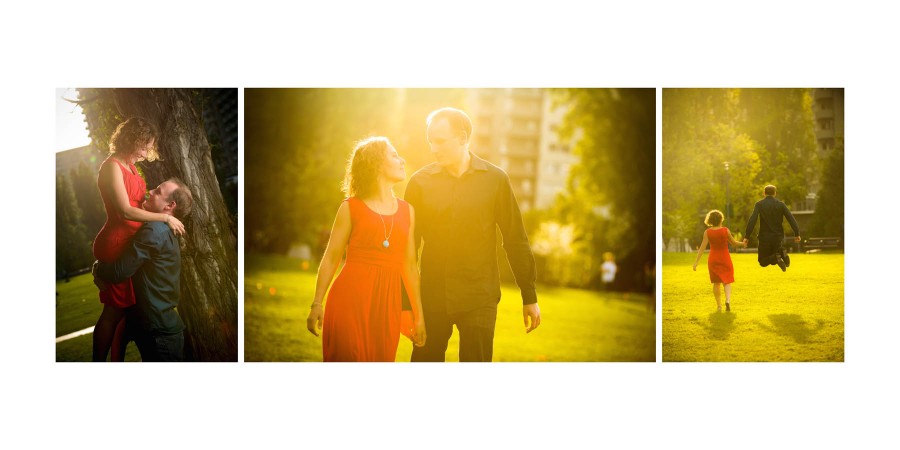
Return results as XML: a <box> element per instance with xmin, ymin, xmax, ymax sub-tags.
<box><xmin>662</xmin><ymin>252</ymin><xmax>844</xmax><ymax>362</ymax></box>
<box><xmin>56</xmin><ymin>274</ymin><xmax>142</xmax><ymax>362</ymax></box>
<box><xmin>245</xmin><ymin>253</ymin><xmax>656</xmax><ymax>362</ymax></box>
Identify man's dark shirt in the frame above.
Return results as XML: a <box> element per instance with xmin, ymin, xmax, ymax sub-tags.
<box><xmin>405</xmin><ymin>152</ymin><xmax>537</xmax><ymax>315</ymax></box>
<box><xmin>96</xmin><ymin>221</ymin><xmax>184</xmax><ymax>335</ymax></box>
<box><xmin>745</xmin><ymin>195</ymin><xmax>800</xmax><ymax>242</ymax></box>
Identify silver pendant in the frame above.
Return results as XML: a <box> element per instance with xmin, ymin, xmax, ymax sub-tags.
<box><xmin>383</xmin><ymin>240</ymin><xmax>390</xmax><ymax>248</ymax></box>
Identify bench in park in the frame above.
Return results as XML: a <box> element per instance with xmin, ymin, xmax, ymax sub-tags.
<box><xmin>802</xmin><ymin>237</ymin><xmax>842</xmax><ymax>252</ymax></box>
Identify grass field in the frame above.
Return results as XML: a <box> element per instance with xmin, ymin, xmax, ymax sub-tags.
<box><xmin>56</xmin><ymin>274</ymin><xmax>141</xmax><ymax>362</ymax></box>
<box><xmin>662</xmin><ymin>252</ymin><xmax>844</xmax><ymax>362</ymax></box>
<box><xmin>245</xmin><ymin>253</ymin><xmax>656</xmax><ymax>362</ymax></box>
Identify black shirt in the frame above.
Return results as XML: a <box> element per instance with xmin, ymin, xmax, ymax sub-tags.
<box><xmin>745</xmin><ymin>195</ymin><xmax>801</xmax><ymax>242</ymax></box>
<box><xmin>405</xmin><ymin>152</ymin><xmax>537</xmax><ymax>315</ymax></box>
<box><xmin>96</xmin><ymin>221</ymin><xmax>184</xmax><ymax>335</ymax></box>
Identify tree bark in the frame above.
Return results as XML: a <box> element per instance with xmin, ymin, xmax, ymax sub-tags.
<box><xmin>112</xmin><ymin>88</ymin><xmax>238</xmax><ymax>362</ymax></box>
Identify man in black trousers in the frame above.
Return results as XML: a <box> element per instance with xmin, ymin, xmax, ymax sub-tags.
<box><xmin>405</xmin><ymin>107</ymin><xmax>541</xmax><ymax>362</ymax></box>
<box><xmin>743</xmin><ymin>185</ymin><xmax>800</xmax><ymax>272</ymax></box>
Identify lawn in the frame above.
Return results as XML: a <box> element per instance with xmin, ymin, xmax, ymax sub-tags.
<box><xmin>245</xmin><ymin>253</ymin><xmax>656</xmax><ymax>362</ymax></box>
<box><xmin>56</xmin><ymin>274</ymin><xmax>142</xmax><ymax>362</ymax></box>
<box><xmin>662</xmin><ymin>252</ymin><xmax>844</xmax><ymax>362</ymax></box>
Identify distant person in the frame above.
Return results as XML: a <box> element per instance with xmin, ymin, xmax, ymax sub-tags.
<box><xmin>601</xmin><ymin>252</ymin><xmax>617</xmax><ymax>291</ymax></box>
<box><xmin>405</xmin><ymin>107</ymin><xmax>540</xmax><ymax>362</ymax></box>
<box><xmin>693</xmin><ymin>210</ymin><xmax>746</xmax><ymax>312</ymax></box>
<box><xmin>91</xmin><ymin>118</ymin><xmax>185</xmax><ymax>362</ymax></box>
<box><xmin>743</xmin><ymin>185</ymin><xmax>800</xmax><ymax>272</ymax></box>
<box><xmin>306</xmin><ymin>137</ymin><xmax>426</xmax><ymax>361</ymax></box>
<box><xmin>93</xmin><ymin>179</ymin><xmax>193</xmax><ymax>362</ymax></box>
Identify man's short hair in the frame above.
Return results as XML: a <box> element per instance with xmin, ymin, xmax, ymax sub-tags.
<box><xmin>764</xmin><ymin>185</ymin><xmax>776</xmax><ymax>196</ymax></box>
<box><xmin>426</xmin><ymin>107</ymin><xmax>473</xmax><ymax>142</ymax></box>
<box><xmin>167</xmin><ymin>178</ymin><xmax>194</xmax><ymax>219</ymax></box>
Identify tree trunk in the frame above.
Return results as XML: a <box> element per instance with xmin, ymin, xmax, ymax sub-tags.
<box><xmin>112</xmin><ymin>88</ymin><xmax>238</xmax><ymax>362</ymax></box>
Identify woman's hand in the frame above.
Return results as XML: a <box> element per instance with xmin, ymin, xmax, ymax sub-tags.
<box><xmin>166</xmin><ymin>215</ymin><xmax>185</xmax><ymax>236</ymax></box>
<box><xmin>307</xmin><ymin>303</ymin><xmax>324</xmax><ymax>336</ymax></box>
<box><xmin>413</xmin><ymin>318</ymin><xmax>427</xmax><ymax>347</ymax></box>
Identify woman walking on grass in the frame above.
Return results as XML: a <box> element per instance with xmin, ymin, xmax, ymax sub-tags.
<box><xmin>693</xmin><ymin>210</ymin><xmax>745</xmax><ymax>312</ymax></box>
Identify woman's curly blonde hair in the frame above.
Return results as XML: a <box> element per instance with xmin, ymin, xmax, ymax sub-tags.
<box><xmin>108</xmin><ymin>117</ymin><xmax>160</xmax><ymax>162</ymax></box>
<box><xmin>342</xmin><ymin>136</ymin><xmax>390</xmax><ymax>198</ymax></box>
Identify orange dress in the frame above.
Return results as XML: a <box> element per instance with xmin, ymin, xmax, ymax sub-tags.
<box><xmin>322</xmin><ymin>197</ymin><xmax>410</xmax><ymax>362</ymax></box>
<box><xmin>92</xmin><ymin>158</ymin><xmax>146</xmax><ymax>308</ymax></box>
<box><xmin>706</xmin><ymin>227</ymin><xmax>735</xmax><ymax>284</ymax></box>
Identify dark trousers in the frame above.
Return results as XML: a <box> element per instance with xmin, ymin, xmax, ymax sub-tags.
<box><xmin>411</xmin><ymin>305</ymin><xmax>498</xmax><ymax>362</ymax></box>
<box><xmin>758</xmin><ymin>238</ymin><xmax>784</xmax><ymax>267</ymax></box>
<box><xmin>130</xmin><ymin>327</ymin><xmax>185</xmax><ymax>362</ymax></box>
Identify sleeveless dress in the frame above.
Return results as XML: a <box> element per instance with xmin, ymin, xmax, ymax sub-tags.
<box><xmin>706</xmin><ymin>227</ymin><xmax>735</xmax><ymax>284</ymax></box>
<box><xmin>92</xmin><ymin>157</ymin><xmax>146</xmax><ymax>308</ymax></box>
<box><xmin>322</xmin><ymin>197</ymin><xmax>410</xmax><ymax>362</ymax></box>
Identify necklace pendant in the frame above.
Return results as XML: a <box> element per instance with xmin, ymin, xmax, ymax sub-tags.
<box><xmin>383</xmin><ymin>240</ymin><xmax>390</xmax><ymax>248</ymax></box>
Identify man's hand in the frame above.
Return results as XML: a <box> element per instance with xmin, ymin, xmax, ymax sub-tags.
<box><xmin>91</xmin><ymin>261</ymin><xmax>107</xmax><ymax>291</ymax></box>
<box><xmin>795</xmin><ymin>235</ymin><xmax>801</xmax><ymax>243</ymax></box>
<box><xmin>742</xmin><ymin>238</ymin><xmax>749</xmax><ymax>247</ymax></box>
<box><xmin>523</xmin><ymin>303</ymin><xmax>541</xmax><ymax>333</ymax></box>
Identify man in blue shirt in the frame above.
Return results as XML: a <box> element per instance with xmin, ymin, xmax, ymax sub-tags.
<box><xmin>93</xmin><ymin>178</ymin><xmax>194</xmax><ymax>362</ymax></box>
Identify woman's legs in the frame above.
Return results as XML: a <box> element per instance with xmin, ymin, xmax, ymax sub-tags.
<box><xmin>92</xmin><ymin>303</ymin><xmax>125</xmax><ymax>362</ymax></box>
<box><xmin>724</xmin><ymin>283</ymin><xmax>733</xmax><ymax>311</ymax></box>
<box><xmin>713</xmin><ymin>282</ymin><xmax>722</xmax><ymax>311</ymax></box>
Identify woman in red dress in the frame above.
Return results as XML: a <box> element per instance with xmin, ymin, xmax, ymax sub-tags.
<box><xmin>692</xmin><ymin>210</ymin><xmax>746</xmax><ymax>312</ymax></box>
<box><xmin>92</xmin><ymin>118</ymin><xmax>185</xmax><ymax>362</ymax></box>
<box><xmin>306</xmin><ymin>137</ymin><xmax>426</xmax><ymax>361</ymax></box>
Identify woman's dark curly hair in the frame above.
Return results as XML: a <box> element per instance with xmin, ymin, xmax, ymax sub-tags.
<box><xmin>108</xmin><ymin>117</ymin><xmax>160</xmax><ymax>162</ymax></box>
<box><xmin>342</xmin><ymin>136</ymin><xmax>391</xmax><ymax>198</ymax></box>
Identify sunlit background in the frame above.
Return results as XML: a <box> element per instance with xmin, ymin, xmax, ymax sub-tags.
<box><xmin>56</xmin><ymin>88</ymin><xmax>91</xmax><ymax>153</ymax></box>
<box><xmin>662</xmin><ymin>88</ymin><xmax>844</xmax><ymax>251</ymax></box>
<box><xmin>244</xmin><ymin>88</ymin><xmax>657</xmax><ymax>361</ymax></box>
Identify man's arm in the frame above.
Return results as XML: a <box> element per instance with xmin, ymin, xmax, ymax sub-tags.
<box><xmin>783</xmin><ymin>203</ymin><xmax>800</xmax><ymax>238</ymax></box>
<box><xmin>95</xmin><ymin>225</ymin><xmax>159</xmax><ymax>284</ymax></box>
<box><xmin>745</xmin><ymin>202</ymin><xmax>760</xmax><ymax>240</ymax></box>
<box><xmin>495</xmin><ymin>174</ymin><xmax>537</xmax><ymax>306</ymax></box>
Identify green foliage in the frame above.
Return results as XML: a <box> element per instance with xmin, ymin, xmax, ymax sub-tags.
<box><xmin>548</xmin><ymin>89</ymin><xmax>656</xmax><ymax>292</ymax></box>
<box><xmin>663</xmin><ymin>252</ymin><xmax>844</xmax><ymax>361</ymax></box>
<box><xmin>663</xmin><ymin>89</ymin><xmax>820</xmax><ymax>247</ymax></box>
<box><xmin>56</xmin><ymin>174</ymin><xmax>93</xmax><ymax>275</ymax></box>
<box><xmin>70</xmin><ymin>161</ymin><xmax>105</xmax><ymax>239</ymax></box>
<box><xmin>244</xmin><ymin>253</ymin><xmax>655</xmax><ymax>362</ymax></box>
<box><xmin>810</xmin><ymin>138</ymin><xmax>844</xmax><ymax>237</ymax></box>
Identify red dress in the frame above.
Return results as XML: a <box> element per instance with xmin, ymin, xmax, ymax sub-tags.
<box><xmin>322</xmin><ymin>197</ymin><xmax>410</xmax><ymax>362</ymax></box>
<box><xmin>706</xmin><ymin>227</ymin><xmax>735</xmax><ymax>284</ymax></box>
<box><xmin>92</xmin><ymin>157</ymin><xmax>146</xmax><ymax>308</ymax></box>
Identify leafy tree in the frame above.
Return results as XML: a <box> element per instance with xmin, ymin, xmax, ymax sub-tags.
<box><xmin>552</xmin><ymin>88</ymin><xmax>655</xmax><ymax>292</ymax></box>
<box><xmin>70</xmin><ymin>161</ymin><xmax>105</xmax><ymax>239</ymax></box>
<box><xmin>56</xmin><ymin>174</ymin><xmax>92</xmax><ymax>277</ymax></box>
<box><xmin>810</xmin><ymin>137</ymin><xmax>844</xmax><ymax>238</ymax></box>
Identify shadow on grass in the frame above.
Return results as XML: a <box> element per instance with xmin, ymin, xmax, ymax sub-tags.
<box><xmin>702</xmin><ymin>311</ymin><xmax>736</xmax><ymax>340</ymax></box>
<box><xmin>759</xmin><ymin>314</ymin><xmax>825</xmax><ymax>344</ymax></box>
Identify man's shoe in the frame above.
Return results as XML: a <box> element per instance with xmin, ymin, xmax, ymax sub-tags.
<box><xmin>725</xmin><ymin>303</ymin><xmax>731</xmax><ymax>312</ymax></box>
<box><xmin>782</xmin><ymin>250</ymin><xmax>791</xmax><ymax>267</ymax></box>
<box><xmin>776</xmin><ymin>256</ymin><xmax>786</xmax><ymax>272</ymax></box>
